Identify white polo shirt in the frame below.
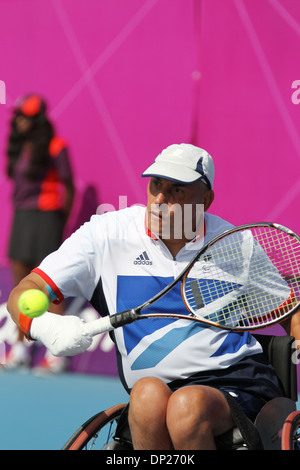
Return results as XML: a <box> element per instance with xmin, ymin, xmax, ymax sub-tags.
<box><xmin>36</xmin><ymin>206</ymin><xmax>262</xmax><ymax>390</ymax></box>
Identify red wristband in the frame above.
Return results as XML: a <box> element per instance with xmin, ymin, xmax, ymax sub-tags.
<box><xmin>31</xmin><ymin>267</ymin><xmax>64</xmax><ymax>304</ymax></box>
<box><xmin>19</xmin><ymin>313</ymin><xmax>34</xmax><ymax>340</ymax></box>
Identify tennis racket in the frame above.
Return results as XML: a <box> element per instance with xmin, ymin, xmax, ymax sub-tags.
<box><xmin>83</xmin><ymin>222</ymin><xmax>300</xmax><ymax>336</ymax></box>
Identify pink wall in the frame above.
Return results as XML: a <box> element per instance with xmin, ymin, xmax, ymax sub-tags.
<box><xmin>0</xmin><ymin>0</ymin><xmax>300</xmax><ymax>269</ymax></box>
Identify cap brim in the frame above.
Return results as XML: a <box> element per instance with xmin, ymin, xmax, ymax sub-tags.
<box><xmin>142</xmin><ymin>162</ymin><xmax>202</xmax><ymax>184</ymax></box>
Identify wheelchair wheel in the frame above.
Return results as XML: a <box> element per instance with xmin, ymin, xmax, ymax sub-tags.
<box><xmin>62</xmin><ymin>403</ymin><xmax>127</xmax><ymax>450</ymax></box>
<box><xmin>281</xmin><ymin>410</ymin><xmax>300</xmax><ymax>450</ymax></box>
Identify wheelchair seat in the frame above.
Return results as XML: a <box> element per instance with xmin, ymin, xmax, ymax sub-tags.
<box><xmin>253</xmin><ymin>334</ymin><xmax>298</xmax><ymax>402</ymax></box>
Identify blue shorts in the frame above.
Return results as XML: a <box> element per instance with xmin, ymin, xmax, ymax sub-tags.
<box><xmin>218</xmin><ymin>388</ymin><xmax>266</xmax><ymax>421</ymax></box>
<box><xmin>167</xmin><ymin>353</ymin><xmax>284</xmax><ymax>421</ymax></box>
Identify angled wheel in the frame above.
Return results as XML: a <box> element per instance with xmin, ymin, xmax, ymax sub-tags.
<box><xmin>62</xmin><ymin>403</ymin><xmax>127</xmax><ymax>450</ymax></box>
<box><xmin>281</xmin><ymin>410</ymin><xmax>300</xmax><ymax>450</ymax></box>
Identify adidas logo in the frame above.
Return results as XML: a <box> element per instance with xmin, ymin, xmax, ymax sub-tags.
<box><xmin>134</xmin><ymin>251</ymin><xmax>153</xmax><ymax>265</ymax></box>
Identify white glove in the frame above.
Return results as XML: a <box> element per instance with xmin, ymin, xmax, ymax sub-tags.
<box><xmin>30</xmin><ymin>312</ymin><xmax>93</xmax><ymax>357</ymax></box>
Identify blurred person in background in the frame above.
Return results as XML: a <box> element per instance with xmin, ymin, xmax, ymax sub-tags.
<box><xmin>5</xmin><ymin>93</ymin><xmax>74</xmax><ymax>372</ymax></box>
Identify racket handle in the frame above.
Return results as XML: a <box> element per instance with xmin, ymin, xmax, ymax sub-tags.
<box><xmin>84</xmin><ymin>316</ymin><xmax>114</xmax><ymax>336</ymax></box>
<box><xmin>83</xmin><ymin>310</ymin><xmax>138</xmax><ymax>337</ymax></box>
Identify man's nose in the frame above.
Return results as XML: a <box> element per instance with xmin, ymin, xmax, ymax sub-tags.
<box><xmin>154</xmin><ymin>191</ymin><xmax>167</xmax><ymax>205</ymax></box>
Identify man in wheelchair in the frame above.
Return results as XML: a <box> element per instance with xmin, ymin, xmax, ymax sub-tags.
<box><xmin>7</xmin><ymin>144</ymin><xmax>300</xmax><ymax>450</ymax></box>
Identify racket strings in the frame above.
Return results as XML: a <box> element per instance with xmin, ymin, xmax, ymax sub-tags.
<box><xmin>183</xmin><ymin>226</ymin><xmax>300</xmax><ymax>328</ymax></box>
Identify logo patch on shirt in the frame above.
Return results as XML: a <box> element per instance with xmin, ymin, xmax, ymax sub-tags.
<box><xmin>133</xmin><ymin>251</ymin><xmax>153</xmax><ymax>265</ymax></box>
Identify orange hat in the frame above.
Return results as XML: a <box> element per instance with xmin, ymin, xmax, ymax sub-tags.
<box><xmin>15</xmin><ymin>94</ymin><xmax>46</xmax><ymax>117</ymax></box>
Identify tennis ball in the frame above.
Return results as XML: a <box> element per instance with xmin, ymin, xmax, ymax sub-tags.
<box><xmin>18</xmin><ymin>289</ymin><xmax>49</xmax><ymax>318</ymax></box>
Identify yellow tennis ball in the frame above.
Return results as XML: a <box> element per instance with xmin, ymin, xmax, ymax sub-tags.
<box><xmin>18</xmin><ymin>289</ymin><xmax>49</xmax><ymax>318</ymax></box>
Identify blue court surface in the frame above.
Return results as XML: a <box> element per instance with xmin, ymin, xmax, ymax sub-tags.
<box><xmin>0</xmin><ymin>369</ymin><xmax>128</xmax><ymax>450</ymax></box>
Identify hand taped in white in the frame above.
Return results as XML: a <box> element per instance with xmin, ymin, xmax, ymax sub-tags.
<box><xmin>30</xmin><ymin>312</ymin><xmax>93</xmax><ymax>357</ymax></box>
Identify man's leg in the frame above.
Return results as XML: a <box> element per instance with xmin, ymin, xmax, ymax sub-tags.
<box><xmin>128</xmin><ymin>377</ymin><xmax>173</xmax><ymax>450</ymax></box>
<box><xmin>167</xmin><ymin>385</ymin><xmax>235</xmax><ymax>450</ymax></box>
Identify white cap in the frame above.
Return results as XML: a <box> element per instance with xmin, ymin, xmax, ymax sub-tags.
<box><xmin>142</xmin><ymin>143</ymin><xmax>214</xmax><ymax>189</ymax></box>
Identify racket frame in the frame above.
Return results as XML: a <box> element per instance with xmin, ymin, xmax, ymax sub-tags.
<box><xmin>180</xmin><ymin>222</ymin><xmax>300</xmax><ymax>331</ymax></box>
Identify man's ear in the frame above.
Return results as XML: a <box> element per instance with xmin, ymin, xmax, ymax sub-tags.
<box><xmin>204</xmin><ymin>190</ymin><xmax>214</xmax><ymax>212</ymax></box>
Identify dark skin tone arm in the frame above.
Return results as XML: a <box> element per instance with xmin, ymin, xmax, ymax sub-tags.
<box><xmin>7</xmin><ymin>272</ymin><xmax>49</xmax><ymax>328</ymax></box>
<box><xmin>282</xmin><ymin>313</ymin><xmax>300</xmax><ymax>347</ymax></box>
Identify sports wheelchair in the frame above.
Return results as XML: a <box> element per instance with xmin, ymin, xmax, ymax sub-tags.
<box><xmin>62</xmin><ymin>335</ymin><xmax>300</xmax><ymax>450</ymax></box>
